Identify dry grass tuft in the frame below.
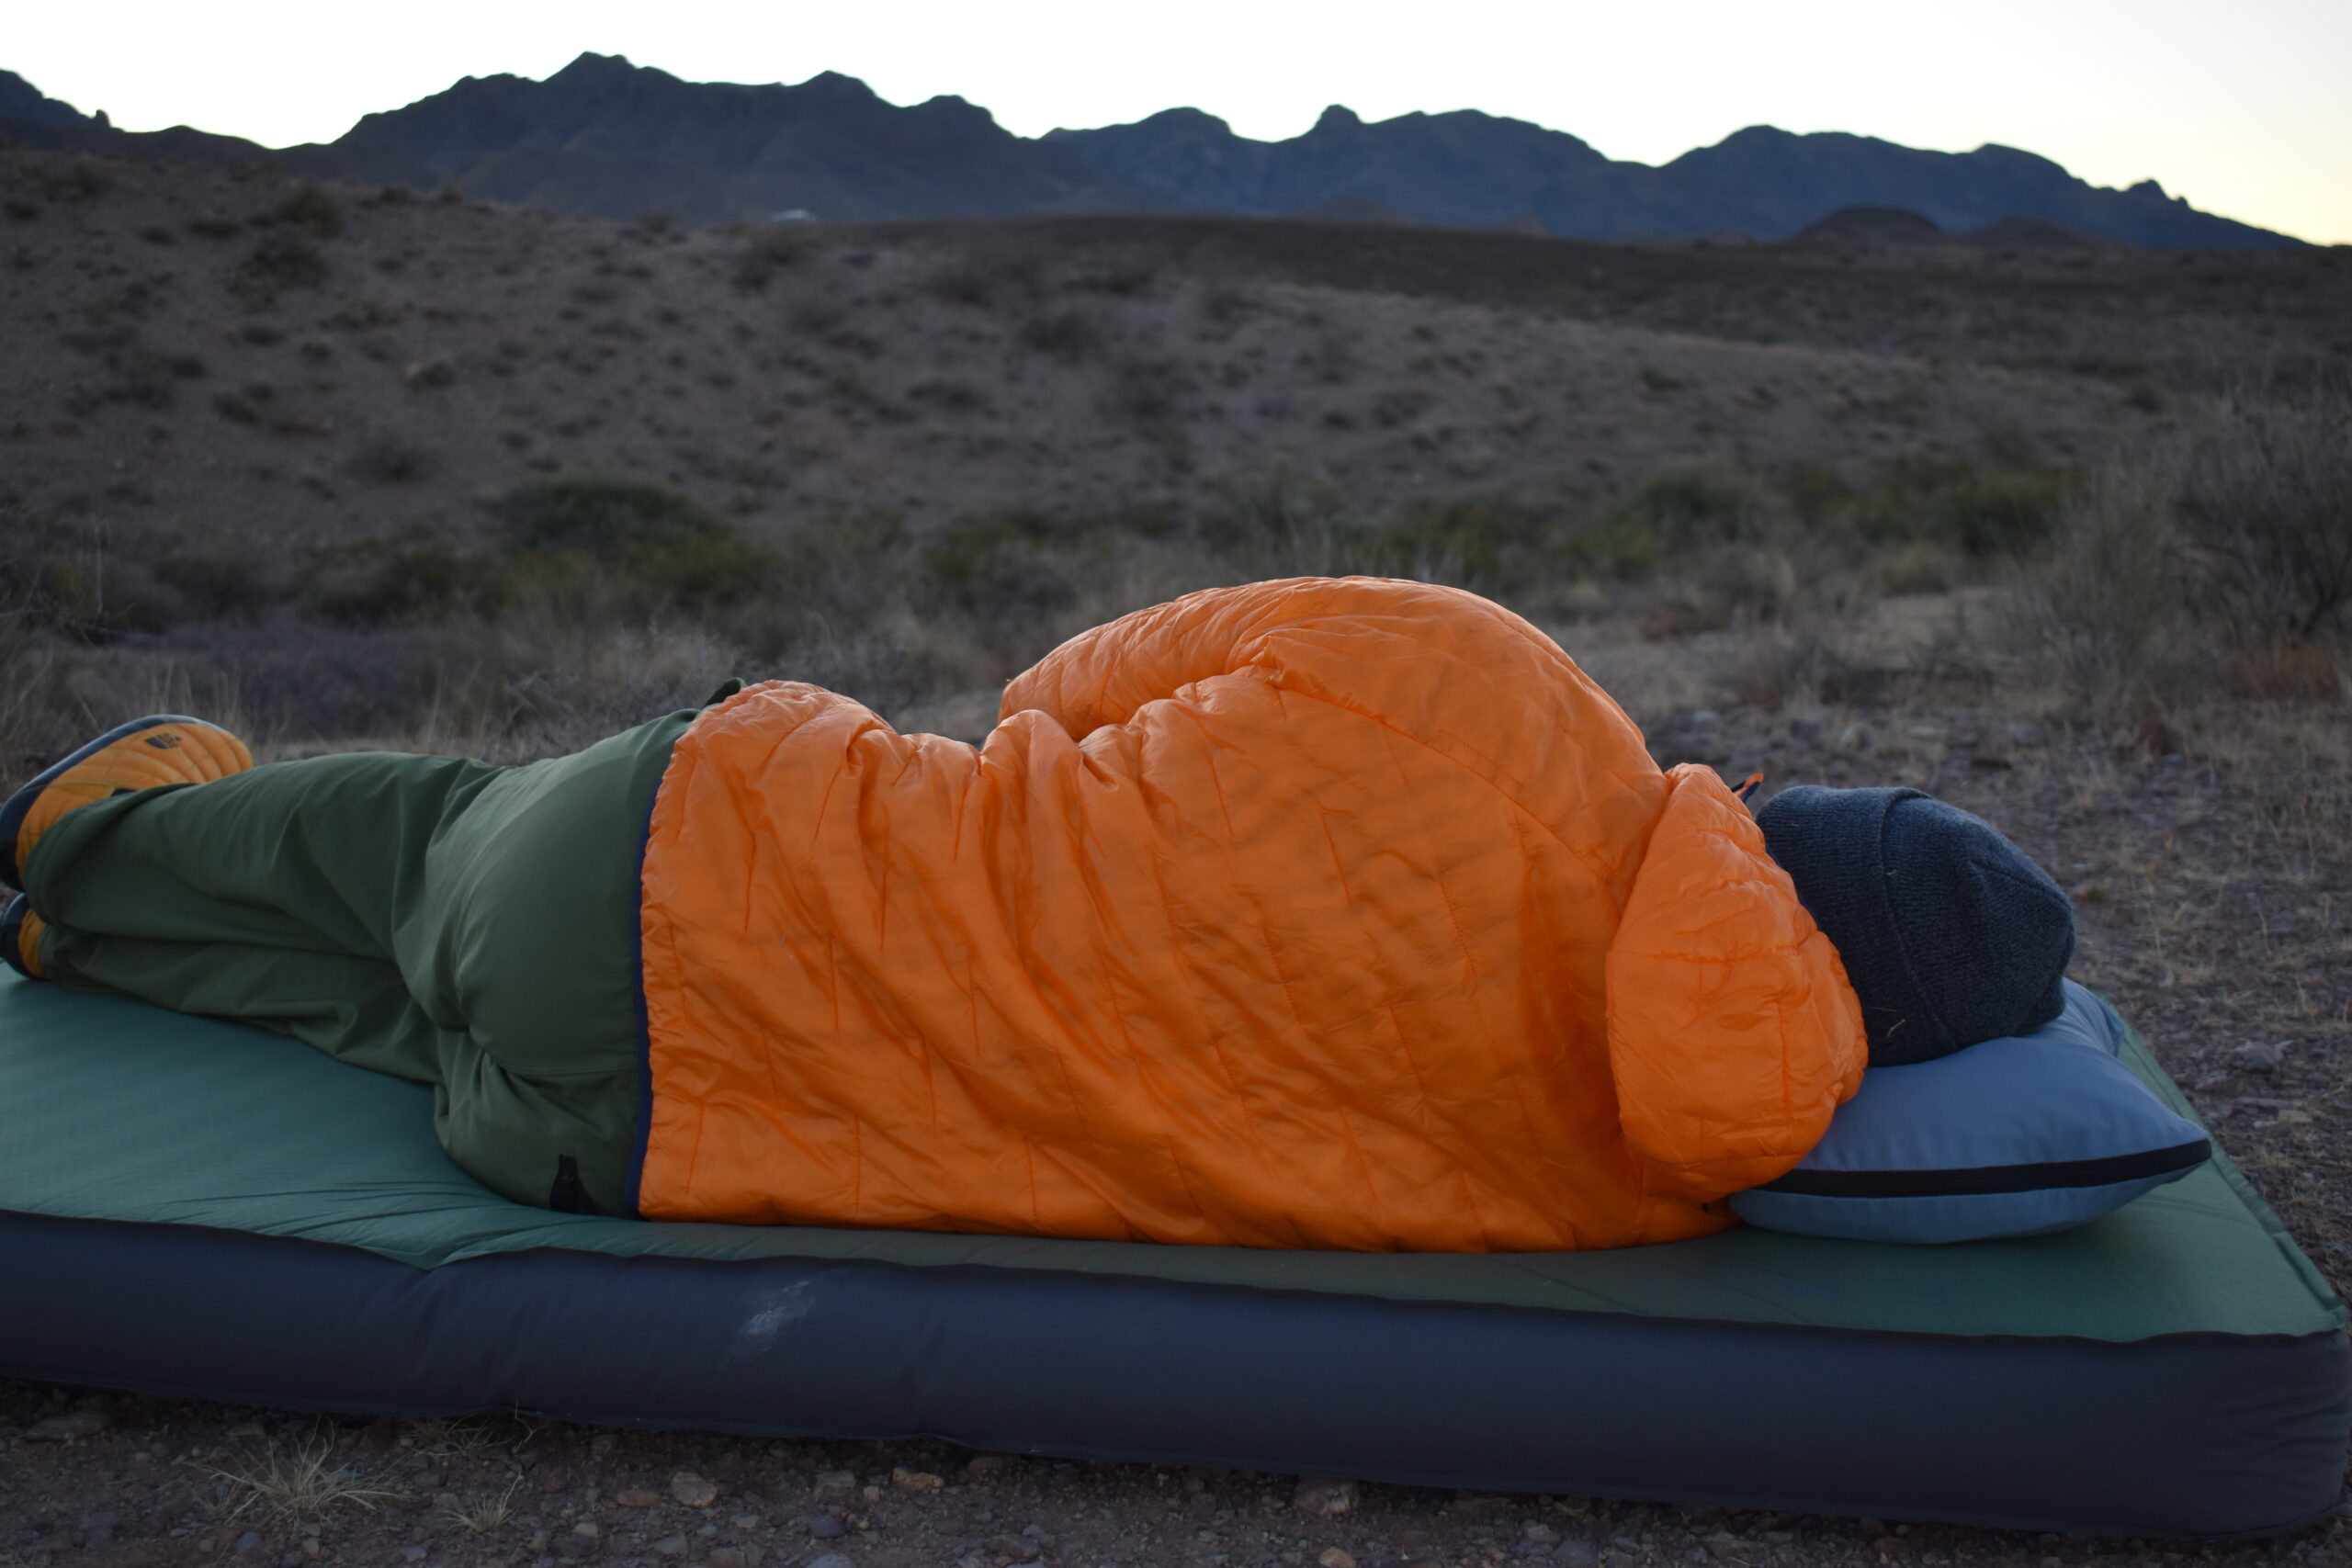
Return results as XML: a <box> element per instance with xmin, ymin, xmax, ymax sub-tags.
<box><xmin>190</xmin><ymin>1431</ymin><xmax>400</xmax><ymax>1523</ymax></box>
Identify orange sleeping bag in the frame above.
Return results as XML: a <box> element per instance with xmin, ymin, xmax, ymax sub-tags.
<box><xmin>636</xmin><ymin>578</ymin><xmax>1866</xmax><ymax>1250</ymax></box>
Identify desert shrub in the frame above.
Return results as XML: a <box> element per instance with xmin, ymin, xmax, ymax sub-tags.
<box><xmin>731</xmin><ymin>227</ymin><xmax>815</xmax><ymax>291</ymax></box>
<box><xmin>924</xmin><ymin>250</ymin><xmax>1045</xmax><ymax>309</ymax></box>
<box><xmin>2008</xmin><ymin>463</ymin><xmax>2191</xmax><ymax>718</ymax></box>
<box><xmin>1105</xmin><ymin>358</ymin><xmax>1190</xmax><ymax>423</ymax></box>
<box><xmin>347</xmin><ymin>432</ymin><xmax>434</xmax><ymax>484</ymax></box>
<box><xmin>36</xmin><ymin>163</ymin><xmax>107</xmax><ymax>202</ymax></box>
<box><xmin>717</xmin><ymin>511</ymin><xmax>912</xmax><ymax>662</ymax></box>
<box><xmin>1568</xmin><ymin>460</ymin><xmax>1781</xmax><ymax>580</ymax></box>
<box><xmin>304</xmin><ymin>533</ymin><xmax>479</xmax><ymax>625</ymax></box>
<box><xmin>1020</xmin><ymin>310</ymin><xmax>1101</xmax><ymax>361</ymax></box>
<box><xmin>232</xmin><ymin>234</ymin><xmax>329</xmax><ymax>308</ymax></box>
<box><xmin>152</xmin><ymin>553</ymin><xmax>284</xmax><ymax>622</ymax></box>
<box><xmin>1850</xmin><ymin>453</ymin><xmax>2067</xmax><ymax>558</ymax></box>
<box><xmin>907</xmin><ymin>379</ymin><xmax>989</xmax><ymax>412</ymax></box>
<box><xmin>278</xmin><ymin>186</ymin><xmax>344</xmax><ymax>238</ymax></box>
<box><xmin>1065</xmin><ymin>263</ymin><xmax>1156</xmax><ymax>298</ymax></box>
<box><xmin>492</xmin><ymin>475</ymin><xmax>776</xmax><ymax>614</ymax></box>
<box><xmin>922</xmin><ymin>516</ymin><xmax>1080</xmax><ymax>621</ymax></box>
<box><xmin>1363</xmin><ymin>495</ymin><xmax>1566</xmax><ymax>590</ymax></box>
<box><xmin>2173</xmin><ymin>385</ymin><xmax>2352</xmax><ymax>642</ymax></box>
<box><xmin>1197</xmin><ymin>468</ymin><xmax>1357</xmax><ymax>570</ymax></box>
<box><xmin>98</xmin><ymin>345</ymin><xmax>205</xmax><ymax>410</ymax></box>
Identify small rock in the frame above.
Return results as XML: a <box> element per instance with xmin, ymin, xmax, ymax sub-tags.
<box><xmin>591</xmin><ymin>1434</ymin><xmax>618</xmax><ymax>1457</ymax></box>
<box><xmin>398</xmin><ymin>1549</ymin><xmax>426</xmax><ymax>1564</ymax></box>
<box><xmin>710</xmin><ymin>1551</ymin><xmax>748</xmax><ymax>1568</ymax></box>
<box><xmin>1703</xmin><ymin>1532</ymin><xmax>1747</xmax><ymax>1559</ymax></box>
<box><xmin>1552</xmin><ymin>1540</ymin><xmax>1600</xmax><ymax>1568</ymax></box>
<box><xmin>672</xmin><ymin>1472</ymin><xmax>720</xmax><ymax>1508</ymax></box>
<box><xmin>987</xmin><ymin>1535</ymin><xmax>1029</xmax><ymax>1557</ymax></box>
<box><xmin>411</xmin><ymin>1469</ymin><xmax>444</xmax><ymax>1490</ymax></box>
<box><xmin>616</xmin><ymin>1489</ymin><xmax>662</xmax><ymax>1508</ymax></box>
<box><xmin>1965</xmin><ymin>753</ymin><xmax>2013</xmax><ymax>771</ymax></box>
<box><xmin>1292</xmin><ymin>1477</ymin><xmax>1360</xmax><ymax>1517</ymax></box>
<box><xmin>571</xmin><ymin>1521</ymin><xmax>602</xmax><ymax>1539</ymax></box>
<box><xmin>814</xmin><ymin>1470</ymin><xmax>858</xmax><ymax>1493</ymax></box>
<box><xmin>1317</xmin><ymin>1551</ymin><xmax>1356</xmax><ymax>1568</ymax></box>
<box><xmin>965</xmin><ymin>1455</ymin><xmax>1011</xmax><ymax>1477</ymax></box>
<box><xmin>650</xmin><ymin>1536</ymin><xmax>689</xmax><ymax>1558</ymax></box>
<box><xmin>27</xmin><ymin>1410</ymin><xmax>108</xmax><ymax>1440</ymax></box>
<box><xmin>808</xmin><ymin>1555</ymin><xmax>858</xmax><ymax>1568</ymax></box>
<box><xmin>730</xmin><ymin>1513</ymin><xmax>761</xmax><ymax>1529</ymax></box>
<box><xmin>433</xmin><ymin>1492</ymin><xmax>459</xmax><ymax>1512</ymax></box>
<box><xmin>1837</xmin><ymin>721</ymin><xmax>1870</xmax><ymax>751</ymax></box>
<box><xmin>892</xmin><ymin>1467</ymin><xmax>944</xmax><ymax>1491</ymax></box>
<box><xmin>2010</xmin><ymin>720</ymin><xmax>2045</xmax><ymax>747</ymax></box>
<box><xmin>403</xmin><ymin>359</ymin><xmax>456</xmax><ymax>390</ymax></box>
<box><xmin>2229</xmin><ymin>1042</ymin><xmax>2282</xmax><ymax>1074</ymax></box>
<box><xmin>236</xmin><ymin>1532</ymin><xmax>265</xmax><ymax>1556</ymax></box>
<box><xmin>280</xmin><ymin>1552</ymin><xmax>305</xmax><ymax>1568</ymax></box>
<box><xmin>1521</xmin><ymin>1524</ymin><xmax>1559</xmax><ymax>1547</ymax></box>
<box><xmin>808</xmin><ymin>1514</ymin><xmax>847</xmax><ymax>1539</ymax></box>
<box><xmin>1688</xmin><ymin>709</ymin><xmax>1719</xmax><ymax>732</ymax></box>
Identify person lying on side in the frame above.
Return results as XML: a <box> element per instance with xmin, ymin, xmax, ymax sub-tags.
<box><xmin>0</xmin><ymin>577</ymin><xmax>2073</xmax><ymax>1251</ymax></box>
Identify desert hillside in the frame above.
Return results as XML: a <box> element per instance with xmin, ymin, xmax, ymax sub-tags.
<box><xmin>3</xmin><ymin>147</ymin><xmax>2342</xmax><ymax>561</ymax></box>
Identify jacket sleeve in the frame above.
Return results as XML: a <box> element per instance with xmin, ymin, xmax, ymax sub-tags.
<box><xmin>1604</xmin><ymin>764</ymin><xmax>1868</xmax><ymax>1201</ymax></box>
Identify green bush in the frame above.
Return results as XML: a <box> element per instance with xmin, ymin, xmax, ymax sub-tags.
<box><xmin>304</xmin><ymin>533</ymin><xmax>478</xmax><ymax>625</ymax></box>
<box><xmin>2175</xmin><ymin>386</ymin><xmax>2352</xmax><ymax>642</ymax></box>
<box><xmin>1566</xmin><ymin>461</ymin><xmax>1779</xmax><ymax>580</ymax></box>
<box><xmin>232</xmin><ymin>234</ymin><xmax>329</xmax><ymax>308</ymax></box>
<box><xmin>278</xmin><ymin>186</ymin><xmax>344</xmax><ymax>239</ymax></box>
<box><xmin>1851</xmin><ymin>454</ymin><xmax>2067</xmax><ymax>558</ymax></box>
<box><xmin>491</xmin><ymin>475</ymin><xmax>775</xmax><ymax>612</ymax></box>
<box><xmin>1362</xmin><ymin>495</ymin><xmax>1565</xmax><ymax>589</ymax></box>
<box><xmin>919</xmin><ymin>506</ymin><xmax>1178</xmax><ymax>623</ymax></box>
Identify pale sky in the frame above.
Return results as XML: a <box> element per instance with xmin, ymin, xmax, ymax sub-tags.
<box><xmin>12</xmin><ymin>0</ymin><xmax>2349</xmax><ymax>243</ymax></box>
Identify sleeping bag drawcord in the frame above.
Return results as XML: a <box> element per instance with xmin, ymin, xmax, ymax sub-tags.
<box><xmin>1735</xmin><ymin>773</ymin><xmax>1766</xmax><ymax>805</ymax></box>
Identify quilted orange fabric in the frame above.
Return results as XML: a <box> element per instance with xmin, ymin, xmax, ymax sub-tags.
<box><xmin>636</xmin><ymin>578</ymin><xmax>1865</xmax><ymax>1249</ymax></box>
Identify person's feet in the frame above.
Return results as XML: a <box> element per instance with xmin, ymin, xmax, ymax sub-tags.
<box><xmin>0</xmin><ymin>895</ymin><xmax>41</xmax><ymax>980</ymax></box>
<box><xmin>0</xmin><ymin>716</ymin><xmax>253</xmax><ymax>890</ymax></box>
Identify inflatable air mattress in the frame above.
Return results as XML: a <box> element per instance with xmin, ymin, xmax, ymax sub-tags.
<box><xmin>0</xmin><ymin>973</ymin><xmax>2343</xmax><ymax>1538</ymax></box>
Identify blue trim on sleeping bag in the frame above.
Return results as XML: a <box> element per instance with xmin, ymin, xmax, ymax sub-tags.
<box><xmin>1</xmin><ymin>1206</ymin><xmax>2345</xmax><ymax>1540</ymax></box>
<box><xmin>624</xmin><ymin>791</ymin><xmax>658</xmax><ymax>1221</ymax></box>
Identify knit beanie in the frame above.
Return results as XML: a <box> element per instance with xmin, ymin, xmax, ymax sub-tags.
<box><xmin>1754</xmin><ymin>785</ymin><xmax>2075</xmax><ymax>1066</ymax></box>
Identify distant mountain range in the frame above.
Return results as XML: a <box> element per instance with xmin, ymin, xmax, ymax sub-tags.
<box><xmin>0</xmin><ymin>52</ymin><xmax>2300</xmax><ymax>248</ymax></box>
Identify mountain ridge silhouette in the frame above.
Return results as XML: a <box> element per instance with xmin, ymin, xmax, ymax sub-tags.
<box><xmin>0</xmin><ymin>54</ymin><xmax>2299</xmax><ymax>248</ymax></box>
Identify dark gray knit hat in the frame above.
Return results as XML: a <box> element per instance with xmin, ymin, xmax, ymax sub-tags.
<box><xmin>1755</xmin><ymin>785</ymin><xmax>2075</xmax><ymax>1066</ymax></box>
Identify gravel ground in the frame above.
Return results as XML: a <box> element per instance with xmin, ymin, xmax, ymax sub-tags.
<box><xmin>4</xmin><ymin>700</ymin><xmax>2348</xmax><ymax>1568</ymax></box>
